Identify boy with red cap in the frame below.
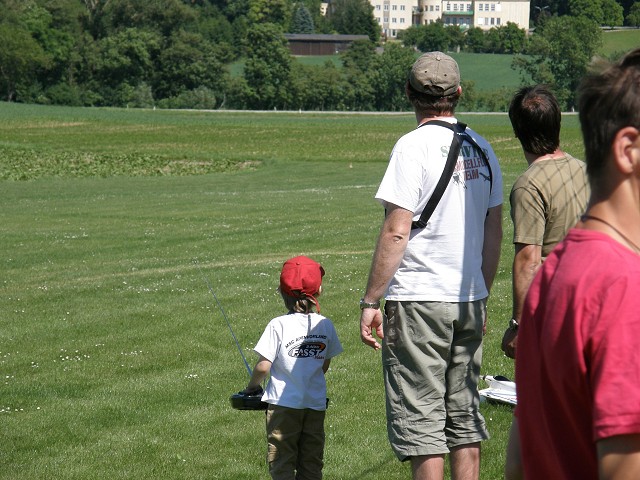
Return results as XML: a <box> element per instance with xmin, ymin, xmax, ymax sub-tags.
<box><xmin>242</xmin><ymin>255</ymin><xmax>343</xmax><ymax>480</ymax></box>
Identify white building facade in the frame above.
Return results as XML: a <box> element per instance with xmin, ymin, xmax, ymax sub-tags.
<box><xmin>370</xmin><ymin>0</ymin><xmax>530</xmax><ymax>38</ymax></box>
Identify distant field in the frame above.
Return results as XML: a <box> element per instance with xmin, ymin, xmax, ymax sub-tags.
<box><xmin>230</xmin><ymin>52</ymin><xmax>524</xmax><ymax>92</ymax></box>
<box><xmin>600</xmin><ymin>28</ymin><xmax>640</xmax><ymax>57</ymax></box>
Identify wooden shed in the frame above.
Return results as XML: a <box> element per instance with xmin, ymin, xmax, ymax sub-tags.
<box><xmin>284</xmin><ymin>34</ymin><xmax>370</xmax><ymax>56</ymax></box>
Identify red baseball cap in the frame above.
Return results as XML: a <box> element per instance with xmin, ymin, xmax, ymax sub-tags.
<box><xmin>279</xmin><ymin>256</ymin><xmax>325</xmax><ymax>312</ymax></box>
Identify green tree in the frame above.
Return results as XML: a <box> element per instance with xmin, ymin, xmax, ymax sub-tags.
<box><xmin>341</xmin><ymin>39</ymin><xmax>376</xmax><ymax>71</ymax></box>
<box><xmin>0</xmin><ymin>23</ymin><xmax>50</xmax><ymax>101</ymax></box>
<box><xmin>248</xmin><ymin>0</ymin><xmax>292</xmax><ymax>27</ymax></box>
<box><xmin>398</xmin><ymin>25</ymin><xmax>424</xmax><ymax>49</ymax></box>
<box><xmin>154</xmin><ymin>30</ymin><xmax>227</xmax><ymax>101</ymax></box>
<box><xmin>513</xmin><ymin>15</ymin><xmax>602</xmax><ymax>109</ymax></box>
<box><xmin>417</xmin><ymin>21</ymin><xmax>450</xmax><ymax>52</ymax></box>
<box><xmin>99</xmin><ymin>0</ymin><xmax>197</xmax><ymax>37</ymax></box>
<box><xmin>369</xmin><ymin>43</ymin><xmax>415</xmax><ymax>111</ymax></box>
<box><xmin>445</xmin><ymin>24</ymin><xmax>465</xmax><ymax>52</ymax></box>
<box><xmin>291</xmin><ymin>61</ymin><xmax>348</xmax><ymax>110</ymax></box>
<box><xmin>601</xmin><ymin>0</ymin><xmax>624</xmax><ymax>27</ymax></box>
<box><xmin>242</xmin><ymin>23</ymin><xmax>294</xmax><ymax>110</ymax></box>
<box><xmin>627</xmin><ymin>2</ymin><xmax>640</xmax><ymax>27</ymax></box>
<box><xmin>291</xmin><ymin>3</ymin><xmax>314</xmax><ymax>33</ymax></box>
<box><xmin>568</xmin><ymin>0</ymin><xmax>623</xmax><ymax>27</ymax></box>
<box><xmin>340</xmin><ymin>40</ymin><xmax>377</xmax><ymax>110</ymax></box>
<box><xmin>568</xmin><ymin>0</ymin><xmax>604</xmax><ymax>24</ymax></box>
<box><xmin>328</xmin><ymin>0</ymin><xmax>380</xmax><ymax>42</ymax></box>
<box><xmin>486</xmin><ymin>22</ymin><xmax>527</xmax><ymax>54</ymax></box>
<box><xmin>94</xmin><ymin>28</ymin><xmax>160</xmax><ymax>88</ymax></box>
<box><xmin>464</xmin><ymin>27</ymin><xmax>486</xmax><ymax>52</ymax></box>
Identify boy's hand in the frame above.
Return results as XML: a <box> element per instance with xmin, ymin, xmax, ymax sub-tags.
<box><xmin>241</xmin><ymin>385</ymin><xmax>264</xmax><ymax>396</ymax></box>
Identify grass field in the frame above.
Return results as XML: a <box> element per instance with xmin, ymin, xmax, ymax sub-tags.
<box><xmin>0</xmin><ymin>103</ymin><xmax>585</xmax><ymax>479</ymax></box>
<box><xmin>600</xmin><ymin>28</ymin><xmax>640</xmax><ymax>57</ymax></box>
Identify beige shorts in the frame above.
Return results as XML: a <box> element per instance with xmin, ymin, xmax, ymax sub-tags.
<box><xmin>382</xmin><ymin>300</ymin><xmax>489</xmax><ymax>461</ymax></box>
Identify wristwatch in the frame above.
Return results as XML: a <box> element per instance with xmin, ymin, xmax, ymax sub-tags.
<box><xmin>359</xmin><ymin>298</ymin><xmax>381</xmax><ymax>310</ymax></box>
<box><xmin>508</xmin><ymin>318</ymin><xmax>519</xmax><ymax>331</ymax></box>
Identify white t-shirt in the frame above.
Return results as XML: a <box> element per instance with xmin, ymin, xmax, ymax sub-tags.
<box><xmin>376</xmin><ymin>118</ymin><xmax>503</xmax><ymax>302</ymax></box>
<box><xmin>254</xmin><ymin>312</ymin><xmax>343</xmax><ymax>411</ymax></box>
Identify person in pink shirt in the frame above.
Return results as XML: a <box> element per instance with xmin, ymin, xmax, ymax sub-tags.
<box><xmin>505</xmin><ymin>48</ymin><xmax>640</xmax><ymax>480</ymax></box>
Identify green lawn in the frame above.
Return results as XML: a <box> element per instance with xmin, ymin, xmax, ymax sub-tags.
<box><xmin>600</xmin><ymin>28</ymin><xmax>640</xmax><ymax>57</ymax></box>
<box><xmin>0</xmin><ymin>104</ymin><xmax>585</xmax><ymax>479</ymax></box>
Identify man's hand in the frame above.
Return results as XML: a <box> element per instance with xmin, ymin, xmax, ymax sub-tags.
<box><xmin>501</xmin><ymin>328</ymin><xmax>517</xmax><ymax>359</ymax></box>
<box><xmin>360</xmin><ymin>307</ymin><xmax>384</xmax><ymax>350</ymax></box>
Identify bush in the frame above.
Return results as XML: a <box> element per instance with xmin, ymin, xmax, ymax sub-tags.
<box><xmin>156</xmin><ymin>86</ymin><xmax>218</xmax><ymax>109</ymax></box>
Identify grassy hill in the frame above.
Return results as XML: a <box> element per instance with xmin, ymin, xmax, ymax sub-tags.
<box><xmin>230</xmin><ymin>28</ymin><xmax>639</xmax><ymax>94</ymax></box>
<box><xmin>600</xmin><ymin>28</ymin><xmax>640</xmax><ymax>57</ymax></box>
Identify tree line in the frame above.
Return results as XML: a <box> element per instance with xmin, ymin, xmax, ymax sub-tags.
<box><xmin>0</xmin><ymin>0</ymin><xmax>636</xmax><ymax>112</ymax></box>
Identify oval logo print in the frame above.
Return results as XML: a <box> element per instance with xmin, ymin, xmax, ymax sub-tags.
<box><xmin>288</xmin><ymin>342</ymin><xmax>326</xmax><ymax>358</ymax></box>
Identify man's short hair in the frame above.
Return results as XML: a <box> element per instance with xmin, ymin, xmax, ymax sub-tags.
<box><xmin>406</xmin><ymin>80</ymin><xmax>460</xmax><ymax>115</ymax></box>
<box><xmin>577</xmin><ymin>48</ymin><xmax>640</xmax><ymax>185</ymax></box>
<box><xmin>508</xmin><ymin>85</ymin><xmax>561</xmax><ymax>156</ymax></box>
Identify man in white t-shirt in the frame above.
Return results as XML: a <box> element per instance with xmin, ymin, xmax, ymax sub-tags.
<box><xmin>359</xmin><ymin>52</ymin><xmax>503</xmax><ymax>480</ymax></box>
<box><xmin>243</xmin><ymin>256</ymin><xmax>343</xmax><ymax>480</ymax></box>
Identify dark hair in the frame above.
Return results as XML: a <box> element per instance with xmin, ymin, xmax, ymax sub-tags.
<box><xmin>281</xmin><ymin>292</ymin><xmax>316</xmax><ymax>314</ymax></box>
<box><xmin>508</xmin><ymin>85</ymin><xmax>561</xmax><ymax>156</ymax></box>
<box><xmin>577</xmin><ymin>48</ymin><xmax>640</xmax><ymax>188</ymax></box>
<box><xmin>405</xmin><ymin>80</ymin><xmax>460</xmax><ymax>115</ymax></box>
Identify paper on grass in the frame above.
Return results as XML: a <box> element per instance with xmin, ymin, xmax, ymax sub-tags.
<box><xmin>478</xmin><ymin>375</ymin><xmax>517</xmax><ymax>406</ymax></box>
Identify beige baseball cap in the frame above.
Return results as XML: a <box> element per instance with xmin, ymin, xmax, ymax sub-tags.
<box><xmin>409</xmin><ymin>51</ymin><xmax>460</xmax><ymax>97</ymax></box>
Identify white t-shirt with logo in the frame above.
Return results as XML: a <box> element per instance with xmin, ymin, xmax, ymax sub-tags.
<box><xmin>375</xmin><ymin>118</ymin><xmax>503</xmax><ymax>302</ymax></box>
<box><xmin>254</xmin><ymin>312</ymin><xmax>343</xmax><ymax>411</ymax></box>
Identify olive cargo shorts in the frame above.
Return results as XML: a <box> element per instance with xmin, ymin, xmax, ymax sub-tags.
<box><xmin>382</xmin><ymin>300</ymin><xmax>489</xmax><ymax>461</ymax></box>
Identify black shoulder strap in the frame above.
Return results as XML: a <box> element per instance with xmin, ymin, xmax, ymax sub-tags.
<box><xmin>411</xmin><ymin>120</ymin><xmax>493</xmax><ymax>230</ymax></box>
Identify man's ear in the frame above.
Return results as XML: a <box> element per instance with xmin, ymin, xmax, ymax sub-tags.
<box><xmin>612</xmin><ymin>127</ymin><xmax>640</xmax><ymax>175</ymax></box>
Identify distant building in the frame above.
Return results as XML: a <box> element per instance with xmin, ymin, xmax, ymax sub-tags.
<box><xmin>368</xmin><ymin>0</ymin><xmax>530</xmax><ymax>38</ymax></box>
<box><xmin>284</xmin><ymin>34</ymin><xmax>370</xmax><ymax>55</ymax></box>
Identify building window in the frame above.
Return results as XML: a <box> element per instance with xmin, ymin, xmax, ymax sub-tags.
<box><xmin>496</xmin><ymin>17</ymin><xmax>501</xmax><ymax>25</ymax></box>
<box><xmin>400</xmin><ymin>5</ymin><xmax>405</xmax><ymax>10</ymax></box>
<box><xmin>435</xmin><ymin>5</ymin><xmax>439</xmax><ymax>11</ymax></box>
<box><xmin>376</xmin><ymin>5</ymin><xmax>381</xmax><ymax>9</ymax></box>
<box><xmin>485</xmin><ymin>3</ymin><xmax>489</xmax><ymax>10</ymax></box>
<box><xmin>392</xmin><ymin>4</ymin><xmax>397</xmax><ymax>10</ymax></box>
<box><xmin>478</xmin><ymin>3</ymin><xmax>483</xmax><ymax>11</ymax></box>
<box><xmin>491</xmin><ymin>3</ymin><xmax>495</xmax><ymax>11</ymax></box>
<box><xmin>467</xmin><ymin>3</ymin><xmax>471</xmax><ymax>11</ymax></box>
<box><xmin>384</xmin><ymin>4</ymin><xmax>388</xmax><ymax>10</ymax></box>
<box><xmin>400</xmin><ymin>17</ymin><xmax>405</xmax><ymax>22</ymax></box>
<box><xmin>453</xmin><ymin>4</ymin><xmax>458</xmax><ymax>10</ymax></box>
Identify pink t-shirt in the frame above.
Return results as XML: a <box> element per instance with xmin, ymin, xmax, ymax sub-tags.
<box><xmin>516</xmin><ymin>228</ymin><xmax>640</xmax><ymax>479</ymax></box>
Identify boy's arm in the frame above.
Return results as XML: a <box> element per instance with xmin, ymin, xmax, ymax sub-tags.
<box><xmin>322</xmin><ymin>359</ymin><xmax>331</xmax><ymax>374</ymax></box>
<box><xmin>242</xmin><ymin>355</ymin><xmax>271</xmax><ymax>394</ymax></box>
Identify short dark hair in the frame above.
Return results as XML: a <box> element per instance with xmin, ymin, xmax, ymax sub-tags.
<box><xmin>577</xmin><ymin>48</ymin><xmax>640</xmax><ymax>188</ymax></box>
<box><xmin>405</xmin><ymin>80</ymin><xmax>460</xmax><ymax>116</ymax></box>
<box><xmin>508</xmin><ymin>85</ymin><xmax>561</xmax><ymax>156</ymax></box>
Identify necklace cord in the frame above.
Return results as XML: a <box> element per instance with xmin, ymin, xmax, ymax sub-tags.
<box><xmin>581</xmin><ymin>214</ymin><xmax>640</xmax><ymax>254</ymax></box>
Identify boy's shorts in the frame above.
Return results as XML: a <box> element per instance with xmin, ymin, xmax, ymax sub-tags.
<box><xmin>382</xmin><ymin>300</ymin><xmax>489</xmax><ymax>461</ymax></box>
